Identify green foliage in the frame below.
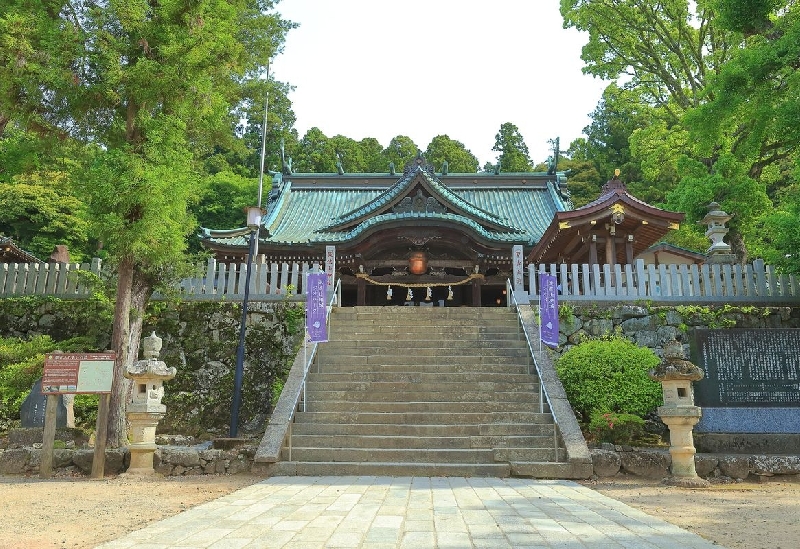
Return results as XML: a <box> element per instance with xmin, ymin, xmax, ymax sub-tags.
<box><xmin>425</xmin><ymin>135</ymin><xmax>479</xmax><ymax>173</ymax></box>
<box><xmin>492</xmin><ymin>122</ymin><xmax>532</xmax><ymax>172</ymax></box>
<box><xmin>666</xmin><ymin>154</ymin><xmax>772</xmax><ymax>260</ymax></box>
<box><xmin>73</xmin><ymin>394</ymin><xmax>99</xmax><ymax>430</ymax></box>
<box><xmin>193</xmin><ymin>171</ymin><xmax>258</xmax><ymax>232</ymax></box>
<box><xmin>0</xmin><ymin>335</ymin><xmax>56</xmax><ymax>428</ymax></box>
<box><xmin>588</xmin><ymin>411</ymin><xmax>646</xmax><ymax>445</ymax></box>
<box><xmin>0</xmin><ymin>171</ymin><xmax>89</xmax><ymax>260</ymax></box>
<box><xmin>383</xmin><ymin>135</ymin><xmax>419</xmax><ymax>171</ymax></box>
<box><xmin>560</xmin><ymin>0</ymin><xmax>735</xmax><ymax>115</ymax></box>
<box><xmin>555</xmin><ymin>336</ymin><xmax>662</xmax><ymax>422</ymax></box>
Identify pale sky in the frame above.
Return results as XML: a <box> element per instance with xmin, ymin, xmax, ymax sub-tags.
<box><xmin>270</xmin><ymin>0</ymin><xmax>610</xmax><ymax>168</ymax></box>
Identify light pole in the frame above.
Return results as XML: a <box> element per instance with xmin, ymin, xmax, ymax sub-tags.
<box><xmin>230</xmin><ymin>207</ymin><xmax>262</xmax><ymax>438</ymax></box>
<box><xmin>230</xmin><ymin>65</ymin><xmax>270</xmax><ymax>438</ymax></box>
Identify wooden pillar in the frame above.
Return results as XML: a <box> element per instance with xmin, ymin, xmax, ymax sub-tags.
<box><xmin>589</xmin><ymin>235</ymin><xmax>598</xmax><ymax>265</ymax></box>
<box><xmin>471</xmin><ymin>279</ymin><xmax>482</xmax><ymax>307</ymax></box>
<box><xmin>626</xmin><ymin>235</ymin><xmax>634</xmax><ymax>264</ymax></box>
<box><xmin>605</xmin><ymin>235</ymin><xmax>615</xmax><ymax>266</ymax></box>
<box><xmin>356</xmin><ymin>277</ymin><xmax>366</xmax><ymax>306</ymax></box>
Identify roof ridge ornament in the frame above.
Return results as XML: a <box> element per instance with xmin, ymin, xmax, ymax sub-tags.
<box><xmin>601</xmin><ymin>168</ymin><xmax>627</xmax><ymax>194</ymax></box>
<box><xmin>403</xmin><ymin>150</ymin><xmax>435</xmax><ymax>175</ymax></box>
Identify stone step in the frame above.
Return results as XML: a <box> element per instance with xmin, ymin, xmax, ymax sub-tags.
<box><xmin>315</xmin><ymin>355</ymin><xmax>532</xmax><ymax>368</ymax></box>
<box><xmin>302</xmin><ymin>400</ymin><xmax>543</xmax><ymax>414</ymax></box>
<box><xmin>332</xmin><ymin>307</ymin><xmax>517</xmax><ymax>319</ymax></box>
<box><xmin>290</xmin><ymin>423</ymin><xmax>484</xmax><ymax>437</ymax></box>
<box><xmin>289</xmin><ymin>434</ymin><xmax>559</xmax><ymax>450</ymax></box>
<box><xmin>510</xmin><ymin>461</ymin><xmax>594</xmax><ymax>479</ymax></box>
<box><xmin>305</xmin><ymin>383</ymin><xmax>540</xmax><ymax>397</ymax></box>
<box><xmin>479</xmin><ymin>422</ymin><xmax>556</xmax><ymax>436</ymax></box>
<box><xmin>309</xmin><ymin>372</ymin><xmax>538</xmax><ymax>384</ymax></box>
<box><xmin>318</xmin><ymin>346</ymin><xmax>532</xmax><ymax>358</ymax></box>
<box><xmin>323</xmin><ymin>335</ymin><xmax>524</xmax><ymax>346</ymax></box>
<box><xmin>280</xmin><ymin>447</ymin><xmax>497</xmax><ymax>464</ymax></box>
<box><xmin>329</xmin><ymin>326</ymin><xmax>522</xmax><ymax>336</ymax></box>
<box><xmin>294</xmin><ymin>411</ymin><xmax>554</xmax><ymax>425</ymax></box>
<box><xmin>266</xmin><ymin>461</ymin><xmax>512</xmax><ymax>477</ymax></box>
<box><xmin>290</xmin><ymin>422</ymin><xmax>557</xmax><ymax>438</ymax></box>
<box><xmin>494</xmin><ymin>447</ymin><xmax>567</xmax><ymax>462</ymax></box>
<box><xmin>289</xmin><ymin>434</ymin><xmax>474</xmax><ymax>450</ymax></box>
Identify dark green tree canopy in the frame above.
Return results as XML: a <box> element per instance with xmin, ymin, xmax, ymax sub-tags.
<box><xmin>425</xmin><ymin>135</ymin><xmax>479</xmax><ymax>173</ymax></box>
<box><xmin>492</xmin><ymin>122</ymin><xmax>532</xmax><ymax>172</ymax></box>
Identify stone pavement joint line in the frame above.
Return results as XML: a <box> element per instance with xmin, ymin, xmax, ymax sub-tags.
<box><xmin>97</xmin><ymin>476</ymin><xmax>725</xmax><ymax>549</ymax></box>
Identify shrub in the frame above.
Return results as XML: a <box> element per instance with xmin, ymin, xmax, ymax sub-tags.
<box><xmin>0</xmin><ymin>335</ymin><xmax>104</xmax><ymax>432</ymax></box>
<box><xmin>589</xmin><ymin>411</ymin><xmax>646</xmax><ymax>444</ymax></box>
<box><xmin>555</xmin><ymin>335</ymin><xmax>662</xmax><ymax>422</ymax></box>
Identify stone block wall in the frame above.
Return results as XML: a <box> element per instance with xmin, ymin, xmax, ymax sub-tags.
<box><xmin>0</xmin><ymin>444</ymin><xmax>258</xmax><ymax>477</ymax></box>
<box><xmin>591</xmin><ymin>446</ymin><xmax>800</xmax><ymax>483</ymax></box>
<box><xmin>555</xmin><ymin>303</ymin><xmax>800</xmax><ymax>359</ymax></box>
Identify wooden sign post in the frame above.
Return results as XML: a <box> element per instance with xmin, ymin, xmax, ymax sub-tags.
<box><xmin>40</xmin><ymin>353</ymin><xmax>115</xmax><ymax>479</ymax></box>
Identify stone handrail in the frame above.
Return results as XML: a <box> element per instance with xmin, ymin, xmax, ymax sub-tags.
<box><xmin>254</xmin><ymin>279</ymin><xmax>340</xmax><ymax>464</ymax></box>
<box><xmin>508</xmin><ymin>286</ymin><xmax>591</xmax><ymax>468</ymax></box>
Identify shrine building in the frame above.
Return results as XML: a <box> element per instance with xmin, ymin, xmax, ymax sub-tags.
<box><xmin>199</xmin><ymin>156</ymin><xmax>684</xmax><ymax>306</ymax></box>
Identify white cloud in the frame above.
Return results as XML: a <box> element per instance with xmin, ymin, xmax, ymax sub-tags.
<box><xmin>271</xmin><ymin>0</ymin><xmax>609</xmax><ymax>167</ymax></box>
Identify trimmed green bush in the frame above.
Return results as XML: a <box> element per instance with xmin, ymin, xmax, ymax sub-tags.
<box><xmin>588</xmin><ymin>411</ymin><xmax>646</xmax><ymax>444</ymax></box>
<box><xmin>555</xmin><ymin>336</ymin><xmax>662</xmax><ymax>422</ymax></box>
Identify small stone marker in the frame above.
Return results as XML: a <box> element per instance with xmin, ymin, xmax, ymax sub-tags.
<box><xmin>20</xmin><ymin>379</ymin><xmax>66</xmax><ymax>429</ymax></box>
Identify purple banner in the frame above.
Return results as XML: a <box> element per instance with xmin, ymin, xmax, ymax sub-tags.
<box><xmin>306</xmin><ymin>272</ymin><xmax>328</xmax><ymax>343</ymax></box>
<box><xmin>539</xmin><ymin>273</ymin><xmax>559</xmax><ymax>348</ymax></box>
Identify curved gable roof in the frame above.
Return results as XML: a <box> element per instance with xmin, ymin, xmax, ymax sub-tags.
<box><xmin>320</xmin><ymin>164</ymin><xmax>519</xmax><ymax>234</ymax></box>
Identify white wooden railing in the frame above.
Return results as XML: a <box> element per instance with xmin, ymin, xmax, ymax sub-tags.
<box><xmin>525</xmin><ymin>259</ymin><xmax>799</xmax><ymax>302</ymax></box>
<box><xmin>0</xmin><ymin>258</ymin><xmax>319</xmax><ymax>299</ymax></box>
<box><xmin>2</xmin><ymin>257</ymin><xmax>798</xmax><ymax>303</ymax></box>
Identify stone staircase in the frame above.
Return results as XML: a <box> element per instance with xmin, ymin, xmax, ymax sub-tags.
<box><xmin>275</xmin><ymin>306</ymin><xmax>580</xmax><ymax>477</ymax></box>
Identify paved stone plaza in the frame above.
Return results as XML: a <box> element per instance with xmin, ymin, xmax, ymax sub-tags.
<box><xmin>98</xmin><ymin>476</ymin><xmax>724</xmax><ymax>549</ymax></box>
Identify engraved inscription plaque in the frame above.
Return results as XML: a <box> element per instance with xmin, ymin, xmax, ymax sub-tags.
<box><xmin>690</xmin><ymin>329</ymin><xmax>800</xmax><ymax>407</ymax></box>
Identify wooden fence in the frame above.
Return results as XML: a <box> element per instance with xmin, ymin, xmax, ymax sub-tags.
<box><xmin>1</xmin><ymin>257</ymin><xmax>798</xmax><ymax>304</ymax></box>
<box><xmin>0</xmin><ymin>258</ymin><xmax>321</xmax><ymax>300</ymax></box>
<box><xmin>525</xmin><ymin>259</ymin><xmax>799</xmax><ymax>303</ymax></box>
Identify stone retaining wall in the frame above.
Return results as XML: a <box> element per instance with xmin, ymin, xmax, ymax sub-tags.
<box><xmin>0</xmin><ymin>445</ymin><xmax>259</xmax><ymax>477</ymax></box>
<box><xmin>591</xmin><ymin>446</ymin><xmax>800</xmax><ymax>482</ymax></box>
<box><xmin>3</xmin><ymin>441</ymin><xmax>799</xmax><ymax>482</ymax></box>
<box><xmin>556</xmin><ymin>304</ymin><xmax>800</xmax><ymax>358</ymax></box>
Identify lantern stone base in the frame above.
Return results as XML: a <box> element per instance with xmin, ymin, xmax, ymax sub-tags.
<box><xmin>658</xmin><ymin>406</ymin><xmax>709</xmax><ymax>487</ymax></box>
<box><xmin>125</xmin><ymin>412</ymin><xmax>164</xmax><ymax>474</ymax></box>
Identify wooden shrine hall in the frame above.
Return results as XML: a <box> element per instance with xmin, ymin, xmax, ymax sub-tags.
<box><xmin>199</xmin><ymin>157</ymin><xmax>684</xmax><ymax>306</ymax></box>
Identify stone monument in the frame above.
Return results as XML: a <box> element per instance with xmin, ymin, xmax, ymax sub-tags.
<box><xmin>124</xmin><ymin>332</ymin><xmax>176</xmax><ymax>474</ymax></box>
<box><xmin>649</xmin><ymin>339</ymin><xmax>709</xmax><ymax>487</ymax></box>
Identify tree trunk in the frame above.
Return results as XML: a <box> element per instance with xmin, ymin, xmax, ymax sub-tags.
<box><xmin>107</xmin><ymin>256</ymin><xmax>134</xmax><ymax>448</ymax></box>
<box><xmin>129</xmin><ymin>270</ymin><xmax>154</xmax><ymax>364</ymax></box>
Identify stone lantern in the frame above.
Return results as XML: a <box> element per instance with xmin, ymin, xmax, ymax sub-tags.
<box><xmin>124</xmin><ymin>332</ymin><xmax>176</xmax><ymax>474</ymax></box>
<box><xmin>648</xmin><ymin>339</ymin><xmax>709</xmax><ymax>487</ymax></box>
<box><xmin>699</xmin><ymin>202</ymin><xmax>736</xmax><ymax>264</ymax></box>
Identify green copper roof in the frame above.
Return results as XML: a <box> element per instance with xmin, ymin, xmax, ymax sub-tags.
<box><xmin>200</xmin><ymin>167</ymin><xmax>570</xmax><ymax>250</ymax></box>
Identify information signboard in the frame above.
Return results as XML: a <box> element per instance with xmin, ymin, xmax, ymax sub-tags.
<box><xmin>41</xmin><ymin>353</ymin><xmax>115</xmax><ymax>394</ymax></box>
<box><xmin>690</xmin><ymin>329</ymin><xmax>800</xmax><ymax>407</ymax></box>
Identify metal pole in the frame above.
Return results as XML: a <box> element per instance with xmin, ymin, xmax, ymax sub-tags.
<box><xmin>230</xmin><ymin>228</ymin><xmax>257</xmax><ymax>437</ymax></box>
<box><xmin>254</xmin><ymin>62</ymin><xmax>269</xmax><ymax>259</ymax></box>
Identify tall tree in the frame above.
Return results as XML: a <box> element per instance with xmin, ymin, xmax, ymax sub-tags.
<box><xmin>383</xmin><ymin>135</ymin><xmax>418</xmax><ymax>171</ymax></box>
<box><xmin>0</xmin><ymin>0</ymin><xmax>292</xmax><ymax>445</ymax></box>
<box><xmin>560</xmin><ymin>0</ymin><xmax>736</xmax><ymax>122</ymax></box>
<box><xmin>360</xmin><ymin>137</ymin><xmax>386</xmax><ymax>173</ymax></box>
<box><xmin>425</xmin><ymin>135</ymin><xmax>479</xmax><ymax>173</ymax></box>
<box><xmin>492</xmin><ymin>122</ymin><xmax>532</xmax><ymax>172</ymax></box>
<box><xmin>295</xmin><ymin>127</ymin><xmax>336</xmax><ymax>173</ymax></box>
<box><xmin>686</xmin><ymin>1</ymin><xmax>800</xmax><ymax>179</ymax></box>
<box><xmin>684</xmin><ymin>0</ymin><xmax>800</xmax><ymax>270</ymax></box>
